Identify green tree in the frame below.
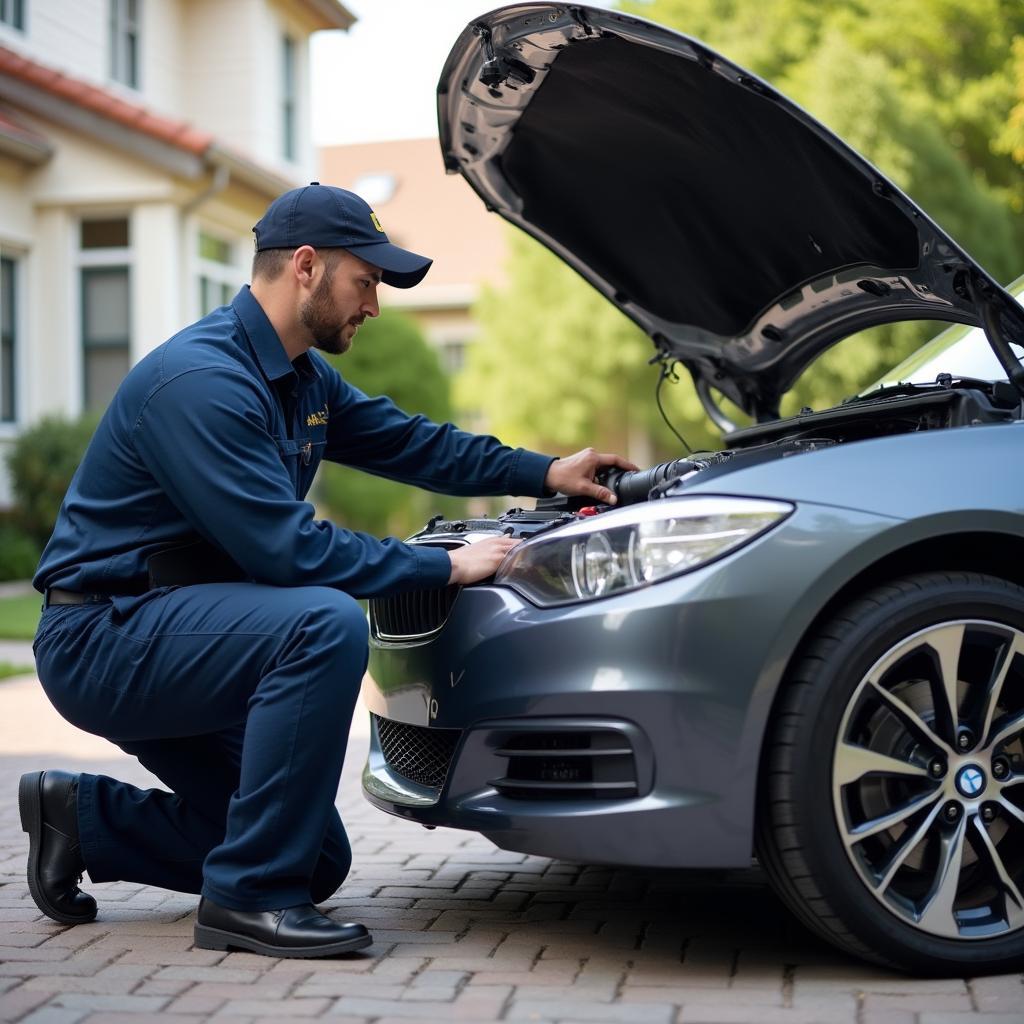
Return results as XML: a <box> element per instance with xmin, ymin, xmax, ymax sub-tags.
<box><xmin>315</xmin><ymin>308</ymin><xmax>460</xmax><ymax>538</ymax></box>
<box><xmin>458</xmin><ymin>229</ymin><xmax>719</xmax><ymax>461</ymax></box>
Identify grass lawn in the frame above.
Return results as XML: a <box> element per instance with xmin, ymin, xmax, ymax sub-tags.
<box><xmin>0</xmin><ymin>660</ymin><xmax>34</xmax><ymax>680</ymax></box>
<box><xmin>0</xmin><ymin>593</ymin><xmax>42</xmax><ymax>640</ymax></box>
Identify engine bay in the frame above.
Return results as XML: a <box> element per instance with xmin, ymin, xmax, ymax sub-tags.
<box><xmin>407</xmin><ymin>379</ymin><xmax>1022</xmax><ymax>546</ymax></box>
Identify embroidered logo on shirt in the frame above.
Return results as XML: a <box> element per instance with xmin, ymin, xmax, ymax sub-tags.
<box><xmin>306</xmin><ymin>405</ymin><xmax>329</xmax><ymax>427</ymax></box>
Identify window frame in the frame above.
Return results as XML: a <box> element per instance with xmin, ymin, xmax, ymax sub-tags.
<box><xmin>77</xmin><ymin>215</ymin><xmax>133</xmax><ymax>413</ymax></box>
<box><xmin>0</xmin><ymin>249</ymin><xmax>23</xmax><ymax>431</ymax></box>
<box><xmin>195</xmin><ymin>226</ymin><xmax>244</xmax><ymax>319</ymax></box>
<box><xmin>281</xmin><ymin>33</ymin><xmax>297</xmax><ymax>162</ymax></box>
<box><xmin>0</xmin><ymin>0</ymin><xmax>25</xmax><ymax>33</ymax></box>
<box><xmin>109</xmin><ymin>0</ymin><xmax>141</xmax><ymax>90</ymax></box>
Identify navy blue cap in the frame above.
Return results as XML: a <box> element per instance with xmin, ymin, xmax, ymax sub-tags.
<box><xmin>252</xmin><ymin>182</ymin><xmax>432</xmax><ymax>289</ymax></box>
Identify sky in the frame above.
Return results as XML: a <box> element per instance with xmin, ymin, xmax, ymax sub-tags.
<box><xmin>311</xmin><ymin>0</ymin><xmax>619</xmax><ymax>146</ymax></box>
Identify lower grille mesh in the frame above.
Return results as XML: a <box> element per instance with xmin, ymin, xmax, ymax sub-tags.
<box><xmin>374</xmin><ymin>715</ymin><xmax>461</xmax><ymax>789</ymax></box>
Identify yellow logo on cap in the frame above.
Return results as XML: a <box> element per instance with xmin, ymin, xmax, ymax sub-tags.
<box><xmin>370</xmin><ymin>212</ymin><xmax>384</xmax><ymax>233</ymax></box>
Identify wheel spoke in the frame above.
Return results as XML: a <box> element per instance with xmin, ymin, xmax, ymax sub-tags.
<box><xmin>845</xmin><ymin>788</ymin><xmax>941</xmax><ymax>845</ymax></box>
<box><xmin>971</xmin><ymin>817</ymin><xmax>1024</xmax><ymax>923</ymax></box>
<box><xmin>917</xmin><ymin>814</ymin><xmax>968</xmax><ymax>938</ymax></box>
<box><xmin>1000</xmin><ymin>799</ymin><xmax>1024</xmax><ymax>828</ymax></box>
<box><xmin>926</xmin><ymin>623</ymin><xmax>965</xmax><ymax>741</ymax></box>
<box><xmin>835</xmin><ymin>741</ymin><xmax>930</xmax><ymax>787</ymax></box>
<box><xmin>876</xmin><ymin>799</ymin><xmax>944</xmax><ymax>893</ymax></box>
<box><xmin>987</xmin><ymin>710</ymin><xmax>1024</xmax><ymax>754</ymax></box>
<box><xmin>867</xmin><ymin>679</ymin><xmax>955</xmax><ymax>757</ymax></box>
<box><xmin>980</xmin><ymin>636</ymin><xmax>1024</xmax><ymax>749</ymax></box>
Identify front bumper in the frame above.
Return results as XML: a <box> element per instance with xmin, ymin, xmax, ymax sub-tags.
<box><xmin>361</xmin><ymin>502</ymin><xmax>896</xmax><ymax>867</ymax></box>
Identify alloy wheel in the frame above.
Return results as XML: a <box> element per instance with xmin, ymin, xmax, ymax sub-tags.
<box><xmin>833</xmin><ymin>619</ymin><xmax>1024</xmax><ymax>940</ymax></box>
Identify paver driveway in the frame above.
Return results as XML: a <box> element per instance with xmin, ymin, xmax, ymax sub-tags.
<box><xmin>0</xmin><ymin>671</ymin><xmax>1021</xmax><ymax>1024</ymax></box>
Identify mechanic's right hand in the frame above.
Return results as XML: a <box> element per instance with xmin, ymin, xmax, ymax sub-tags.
<box><xmin>447</xmin><ymin>535</ymin><xmax>521</xmax><ymax>585</ymax></box>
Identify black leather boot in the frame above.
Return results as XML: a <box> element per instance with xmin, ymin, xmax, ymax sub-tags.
<box><xmin>194</xmin><ymin>896</ymin><xmax>372</xmax><ymax>958</ymax></box>
<box><xmin>19</xmin><ymin>771</ymin><xmax>97</xmax><ymax>924</ymax></box>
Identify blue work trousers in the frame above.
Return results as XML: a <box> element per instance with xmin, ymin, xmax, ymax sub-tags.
<box><xmin>32</xmin><ymin>583</ymin><xmax>369</xmax><ymax>911</ymax></box>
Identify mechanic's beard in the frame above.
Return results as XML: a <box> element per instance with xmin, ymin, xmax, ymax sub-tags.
<box><xmin>300</xmin><ymin>274</ymin><xmax>350</xmax><ymax>356</ymax></box>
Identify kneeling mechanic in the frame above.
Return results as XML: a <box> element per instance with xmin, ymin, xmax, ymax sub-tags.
<box><xmin>22</xmin><ymin>183</ymin><xmax>635</xmax><ymax>959</ymax></box>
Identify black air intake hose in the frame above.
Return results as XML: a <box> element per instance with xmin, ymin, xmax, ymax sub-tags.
<box><xmin>598</xmin><ymin>459</ymin><xmax>696</xmax><ymax>505</ymax></box>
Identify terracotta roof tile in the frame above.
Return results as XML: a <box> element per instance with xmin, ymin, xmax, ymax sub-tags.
<box><xmin>0</xmin><ymin>104</ymin><xmax>49</xmax><ymax>148</ymax></box>
<box><xmin>0</xmin><ymin>44</ymin><xmax>213</xmax><ymax>156</ymax></box>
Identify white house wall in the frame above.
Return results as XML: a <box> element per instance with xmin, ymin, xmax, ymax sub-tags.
<box><xmin>7</xmin><ymin>0</ymin><xmax>109</xmax><ymax>87</ymax></box>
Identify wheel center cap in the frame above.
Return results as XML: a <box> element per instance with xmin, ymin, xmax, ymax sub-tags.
<box><xmin>956</xmin><ymin>765</ymin><xmax>986</xmax><ymax>797</ymax></box>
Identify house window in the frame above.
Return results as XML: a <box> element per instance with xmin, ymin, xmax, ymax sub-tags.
<box><xmin>0</xmin><ymin>256</ymin><xmax>16</xmax><ymax>423</ymax></box>
<box><xmin>282</xmin><ymin>34</ymin><xmax>296</xmax><ymax>161</ymax></box>
<box><xmin>441</xmin><ymin>339</ymin><xmax>466</xmax><ymax>374</ymax></box>
<box><xmin>80</xmin><ymin>217</ymin><xmax>131</xmax><ymax>412</ymax></box>
<box><xmin>0</xmin><ymin>0</ymin><xmax>25</xmax><ymax>31</ymax></box>
<box><xmin>197</xmin><ymin>230</ymin><xmax>239</xmax><ymax>315</ymax></box>
<box><xmin>110</xmin><ymin>0</ymin><xmax>140</xmax><ymax>89</ymax></box>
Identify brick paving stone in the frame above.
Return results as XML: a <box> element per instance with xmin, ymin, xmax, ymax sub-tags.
<box><xmin>292</xmin><ymin>978</ymin><xmax>406</xmax><ymax>998</ymax></box>
<box><xmin>182</xmin><ymin>981</ymin><xmax>297</xmax><ymax>999</ymax></box>
<box><xmin>18</xmin><ymin>1009</ymin><xmax>88</xmax><ymax>1024</ymax></box>
<box><xmin>132</xmin><ymin>979</ymin><xmax>194</xmax><ymax>997</ymax></box>
<box><xmin>208</xmin><ymin>998</ymin><xmax>332</xmax><ymax>1016</ymax></box>
<box><xmin>919</xmin><ymin>1016</ymin><xmax>1024</xmax><ymax>1024</ymax></box>
<box><xmin>48</xmin><ymin>995</ymin><xmax>170</xmax><ymax>1013</ymax></box>
<box><xmin>22</xmin><ymin>965</ymin><xmax>158</xmax><ymax>995</ymax></box>
<box><xmin>78</xmin><ymin>1016</ymin><xmax>208</xmax><ymax>1024</ymax></box>
<box><xmin>397</xmin><ymin>986</ymin><xmax>457</xmax><ymax>1001</ymax></box>
<box><xmin>967</xmin><ymin>975</ymin><xmax>1023</xmax><ymax>1011</ymax></box>
<box><xmin>859</xmin><ymin>1012</ymin><xmax>916</xmax><ymax>1024</ymax></box>
<box><xmin>163</xmin><ymin>994</ymin><xmax>227</xmax><ymax>1015</ymax></box>
<box><xmin>862</xmin><ymin>993</ymin><xmax>975</xmax><ymax>1012</ymax></box>
<box><xmin>0</xmin><ymin>986</ymin><xmax>54</xmax><ymax>1021</ymax></box>
<box><xmin>327</xmin><ymin>998</ymin><xmax>449</xmax><ymax>1018</ymax></box>
<box><xmin>508</xmin><ymin>999</ymin><xmax>676</xmax><ymax>1022</ymax></box>
<box><xmin>152</xmin><ymin>965</ymin><xmax>263</xmax><ymax>984</ymax></box>
<box><xmin>676</xmin><ymin>1008</ymin><xmax>851</xmax><ymax>1024</ymax></box>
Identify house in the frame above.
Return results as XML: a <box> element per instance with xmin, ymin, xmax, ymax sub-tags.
<box><xmin>318</xmin><ymin>137</ymin><xmax>507</xmax><ymax>376</ymax></box>
<box><xmin>0</xmin><ymin>0</ymin><xmax>355</xmax><ymax>504</ymax></box>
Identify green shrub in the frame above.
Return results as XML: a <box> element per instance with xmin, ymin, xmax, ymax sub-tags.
<box><xmin>5</xmin><ymin>414</ymin><xmax>99</xmax><ymax>547</ymax></box>
<box><xmin>0</xmin><ymin>524</ymin><xmax>40</xmax><ymax>582</ymax></box>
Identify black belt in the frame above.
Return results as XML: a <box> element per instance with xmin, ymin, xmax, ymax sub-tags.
<box><xmin>44</xmin><ymin>589</ymin><xmax>112</xmax><ymax>607</ymax></box>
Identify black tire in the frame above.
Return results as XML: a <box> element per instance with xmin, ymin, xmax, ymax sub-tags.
<box><xmin>756</xmin><ymin>571</ymin><xmax>1024</xmax><ymax>975</ymax></box>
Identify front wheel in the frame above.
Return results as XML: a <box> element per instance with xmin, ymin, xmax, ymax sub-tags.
<box><xmin>757</xmin><ymin>572</ymin><xmax>1024</xmax><ymax>974</ymax></box>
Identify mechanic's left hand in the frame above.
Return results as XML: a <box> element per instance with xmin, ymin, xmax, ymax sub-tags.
<box><xmin>544</xmin><ymin>448</ymin><xmax>640</xmax><ymax>505</ymax></box>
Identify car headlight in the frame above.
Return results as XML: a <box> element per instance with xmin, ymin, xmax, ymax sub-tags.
<box><xmin>494</xmin><ymin>496</ymin><xmax>793</xmax><ymax>606</ymax></box>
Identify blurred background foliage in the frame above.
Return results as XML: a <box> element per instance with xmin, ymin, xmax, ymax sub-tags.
<box><xmin>1</xmin><ymin>415</ymin><xmax>99</xmax><ymax>581</ymax></box>
<box><xmin>316</xmin><ymin>308</ymin><xmax>468</xmax><ymax>537</ymax></box>
<box><xmin>458</xmin><ymin>0</ymin><xmax>1024</xmax><ymax>459</ymax></box>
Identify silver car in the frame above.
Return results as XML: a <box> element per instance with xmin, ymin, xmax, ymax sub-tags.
<box><xmin>360</xmin><ymin>4</ymin><xmax>1024</xmax><ymax>975</ymax></box>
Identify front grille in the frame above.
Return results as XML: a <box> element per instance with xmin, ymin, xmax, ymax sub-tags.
<box><xmin>374</xmin><ymin>715</ymin><xmax>462</xmax><ymax>789</ymax></box>
<box><xmin>489</xmin><ymin>729</ymin><xmax>638</xmax><ymax>801</ymax></box>
<box><xmin>370</xmin><ymin>584</ymin><xmax>461</xmax><ymax>639</ymax></box>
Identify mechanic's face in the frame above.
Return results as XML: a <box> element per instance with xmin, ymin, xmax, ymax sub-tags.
<box><xmin>300</xmin><ymin>251</ymin><xmax>381</xmax><ymax>356</ymax></box>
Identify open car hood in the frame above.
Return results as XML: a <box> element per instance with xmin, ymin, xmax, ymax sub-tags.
<box><xmin>437</xmin><ymin>3</ymin><xmax>1024</xmax><ymax>422</ymax></box>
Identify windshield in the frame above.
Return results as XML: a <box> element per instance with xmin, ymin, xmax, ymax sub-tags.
<box><xmin>863</xmin><ymin>275</ymin><xmax>1024</xmax><ymax>394</ymax></box>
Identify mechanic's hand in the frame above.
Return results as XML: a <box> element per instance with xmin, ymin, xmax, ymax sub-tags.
<box><xmin>447</xmin><ymin>535</ymin><xmax>521</xmax><ymax>585</ymax></box>
<box><xmin>544</xmin><ymin>448</ymin><xmax>640</xmax><ymax>505</ymax></box>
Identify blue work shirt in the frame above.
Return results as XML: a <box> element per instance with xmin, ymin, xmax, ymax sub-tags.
<box><xmin>34</xmin><ymin>286</ymin><xmax>554</xmax><ymax>599</ymax></box>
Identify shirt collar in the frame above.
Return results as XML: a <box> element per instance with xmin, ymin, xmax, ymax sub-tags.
<box><xmin>231</xmin><ymin>285</ymin><xmax>319</xmax><ymax>384</ymax></box>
